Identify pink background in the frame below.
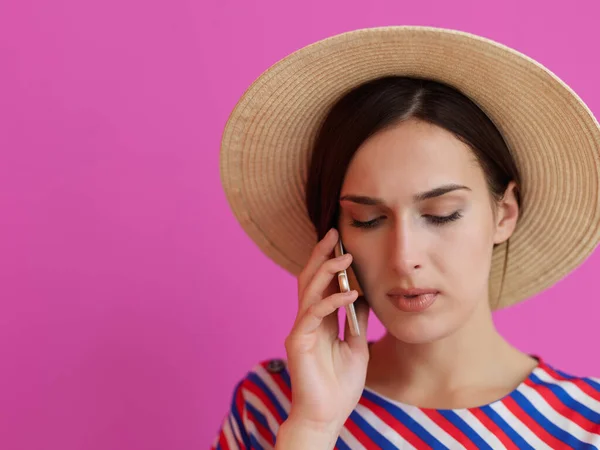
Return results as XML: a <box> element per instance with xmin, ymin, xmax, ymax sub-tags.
<box><xmin>1</xmin><ymin>0</ymin><xmax>600</xmax><ymax>449</ymax></box>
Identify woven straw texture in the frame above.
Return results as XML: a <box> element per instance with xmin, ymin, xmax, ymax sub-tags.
<box><xmin>220</xmin><ymin>26</ymin><xmax>600</xmax><ymax>309</ymax></box>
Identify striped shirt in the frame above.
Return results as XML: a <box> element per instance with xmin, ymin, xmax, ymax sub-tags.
<box><xmin>211</xmin><ymin>357</ymin><xmax>600</xmax><ymax>449</ymax></box>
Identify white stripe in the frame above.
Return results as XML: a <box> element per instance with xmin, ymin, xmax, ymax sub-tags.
<box><xmin>519</xmin><ymin>382</ymin><xmax>599</xmax><ymax>445</ymax></box>
<box><xmin>245</xmin><ymin>420</ymin><xmax>274</xmax><ymax>450</ymax></box>
<box><xmin>246</xmin><ymin>375</ymin><xmax>367</xmax><ymax>450</ymax></box>
<box><xmin>397</xmin><ymin>404</ymin><xmax>466</xmax><ymax>449</ymax></box>
<box><xmin>534</xmin><ymin>368</ymin><xmax>600</xmax><ymax>413</ymax></box>
<box><xmin>242</xmin><ymin>392</ymin><xmax>275</xmax><ymax>450</ymax></box>
<box><xmin>254</xmin><ymin>365</ymin><xmax>292</xmax><ymax>412</ymax></box>
<box><xmin>452</xmin><ymin>409</ymin><xmax>506</xmax><ymax>449</ymax></box>
<box><xmin>229</xmin><ymin>409</ymin><xmax>244</xmax><ymax>445</ymax></box>
<box><xmin>245</xmin><ymin>390</ymin><xmax>281</xmax><ymax>437</ymax></box>
<box><xmin>354</xmin><ymin>403</ymin><xmax>417</xmax><ymax>449</ymax></box>
<box><xmin>339</xmin><ymin>425</ymin><xmax>368</xmax><ymax>450</ymax></box>
<box><xmin>490</xmin><ymin>401</ymin><xmax>553</xmax><ymax>450</ymax></box>
<box><xmin>223</xmin><ymin>415</ymin><xmax>241</xmax><ymax>449</ymax></box>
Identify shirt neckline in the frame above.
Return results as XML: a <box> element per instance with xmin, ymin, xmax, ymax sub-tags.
<box><xmin>361</xmin><ymin>351</ymin><xmax>544</xmax><ymax>413</ymax></box>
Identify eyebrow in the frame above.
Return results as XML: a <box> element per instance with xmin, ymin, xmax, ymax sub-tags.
<box><xmin>339</xmin><ymin>183</ymin><xmax>471</xmax><ymax>205</ymax></box>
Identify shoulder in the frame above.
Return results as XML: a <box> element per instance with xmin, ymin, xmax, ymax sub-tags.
<box><xmin>211</xmin><ymin>359</ymin><xmax>292</xmax><ymax>450</ymax></box>
<box><xmin>234</xmin><ymin>358</ymin><xmax>292</xmax><ymax>423</ymax></box>
<box><xmin>528</xmin><ymin>358</ymin><xmax>600</xmax><ymax>417</ymax></box>
<box><xmin>236</xmin><ymin>358</ymin><xmax>291</xmax><ymax>390</ymax></box>
<box><xmin>533</xmin><ymin>358</ymin><xmax>600</xmax><ymax>393</ymax></box>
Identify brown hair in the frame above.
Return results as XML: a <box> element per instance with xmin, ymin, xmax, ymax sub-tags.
<box><xmin>305</xmin><ymin>76</ymin><xmax>522</xmax><ymax>306</ymax></box>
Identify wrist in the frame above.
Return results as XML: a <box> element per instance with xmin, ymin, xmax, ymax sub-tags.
<box><xmin>275</xmin><ymin>416</ymin><xmax>341</xmax><ymax>450</ymax></box>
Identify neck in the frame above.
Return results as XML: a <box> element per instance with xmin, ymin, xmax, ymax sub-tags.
<box><xmin>366</xmin><ymin>299</ymin><xmax>536</xmax><ymax>407</ymax></box>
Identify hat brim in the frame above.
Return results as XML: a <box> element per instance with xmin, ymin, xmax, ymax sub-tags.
<box><xmin>220</xmin><ymin>26</ymin><xmax>600</xmax><ymax>309</ymax></box>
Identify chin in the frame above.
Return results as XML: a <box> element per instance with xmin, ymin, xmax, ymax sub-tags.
<box><xmin>387</xmin><ymin>318</ymin><xmax>456</xmax><ymax>344</ymax></box>
<box><xmin>373</xmin><ymin>303</ymin><xmax>463</xmax><ymax>344</ymax></box>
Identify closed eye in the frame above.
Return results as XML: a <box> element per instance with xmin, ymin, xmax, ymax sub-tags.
<box><xmin>350</xmin><ymin>217</ymin><xmax>382</xmax><ymax>229</ymax></box>
<box><xmin>350</xmin><ymin>211</ymin><xmax>463</xmax><ymax>229</ymax></box>
<box><xmin>425</xmin><ymin>210</ymin><xmax>463</xmax><ymax>226</ymax></box>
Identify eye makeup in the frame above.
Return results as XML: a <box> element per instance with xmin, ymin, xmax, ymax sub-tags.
<box><xmin>349</xmin><ymin>210</ymin><xmax>463</xmax><ymax>229</ymax></box>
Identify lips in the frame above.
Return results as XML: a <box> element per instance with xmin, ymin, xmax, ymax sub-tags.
<box><xmin>387</xmin><ymin>288</ymin><xmax>439</xmax><ymax>297</ymax></box>
<box><xmin>387</xmin><ymin>288</ymin><xmax>439</xmax><ymax>312</ymax></box>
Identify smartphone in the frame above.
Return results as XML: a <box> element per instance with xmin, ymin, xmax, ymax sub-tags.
<box><xmin>334</xmin><ymin>239</ymin><xmax>361</xmax><ymax>336</ymax></box>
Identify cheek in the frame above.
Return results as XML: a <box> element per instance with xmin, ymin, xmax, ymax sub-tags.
<box><xmin>449</xmin><ymin>219</ymin><xmax>491</xmax><ymax>256</ymax></box>
<box><xmin>347</xmin><ymin>246</ymin><xmax>380</xmax><ymax>288</ymax></box>
<box><xmin>437</xmin><ymin>211</ymin><xmax>494</xmax><ymax>291</ymax></box>
<box><xmin>342</xmin><ymin>238</ymin><xmax>387</xmax><ymax>294</ymax></box>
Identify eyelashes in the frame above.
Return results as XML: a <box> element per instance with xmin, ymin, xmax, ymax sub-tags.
<box><xmin>350</xmin><ymin>211</ymin><xmax>463</xmax><ymax>229</ymax></box>
<box><xmin>426</xmin><ymin>210</ymin><xmax>463</xmax><ymax>226</ymax></box>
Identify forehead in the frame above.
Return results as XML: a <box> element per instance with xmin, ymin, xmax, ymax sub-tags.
<box><xmin>342</xmin><ymin>119</ymin><xmax>481</xmax><ymax>196</ymax></box>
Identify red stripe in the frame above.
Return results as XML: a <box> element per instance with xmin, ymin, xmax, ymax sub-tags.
<box><xmin>469</xmin><ymin>408</ymin><xmax>519</xmax><ymax>450</ymax></box>
<box><xmin>235</xmin><ymin>385</ymin><xmax>246</xmax><ymax>426</ymax></box>
<box><xmin>239</xmin><ymin>381</ymin><xmax>274</xmax><ymax>446</ymax></box>
<box><xmin>245</xmin><ymin>379</ymin><xmax>285</xmax><ymax>424</ymax></box>
<box><xmin>258</xmin><ymin>360</ymin><xmax>292</xmax><ymax>411</ymax></box>
<box><xmin>270</xmin><ymin>372</ymin><xmax>292</xmax><ymax>403</ymax></box>
<box><xmin>503</xmin><ymin>396</ymin><xmax>567</xmax><ymax>449</ymax></box>
<box><xmin>525</xmin><ymin>378</ymin><xmax>599</xmax><ymax>433</ymax></box>
<box><xmin>218</xmin><ymin>430</ymin><xmax>230</xmax><ymax>450</ymax></box>
<box><xmin>422</xmin><ymin>410</ymin><xmax>479</xmax><ymax>450</ymax></box>
<box><xmin>542</xmin><ymin>366</ymin><xmax>600</xmax><ymax>403</ymax></box>
<box><xmin>343</xmin><ymin>416</ymin><xmax>382</xmax><ymax>450</ymax></box>
<box><xmin>235</xmin><ymin>380</ymin><xmax>275</xmax><ymax>445</ymax></box>
<box><xmin>245</xmin><ymin>406</ymin><xmax>274</xmax><ymax>447</ymax></box>
<box><xmin>233</xmin><ymin>386</ymin><xmax>249</xmax><ymax>448</ymax></box>
<box><xmin>359</xmin><ymin>396</ymin><xmax>431</xmax><ymax>449</ymax></box>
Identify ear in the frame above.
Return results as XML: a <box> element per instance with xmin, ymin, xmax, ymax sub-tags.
<box><xmin>493</xmin><ymin>181</ymin><xmax>520</xmax><ymax>245</ymax></box>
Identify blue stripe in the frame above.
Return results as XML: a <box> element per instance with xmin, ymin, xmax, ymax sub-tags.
<box><xmin>246</xmin><ymin>401</ymin><xmax>277</xmax><ymax>444</ymax></box>
<box><xmin>279</xmin><ymin>367</ymin><xmax>291</xmax><ymax>388</ymax></box>
<box><xmin>362</xmin><ymin>389</ymin><xmax>448</xmax><ymax>449</ymax></box>
<box><xmin>512</xmin><ymin>390</ymin><xmax>597</xmax><ymax>450</ymax></box>
<box><xmin>437</xmin><ymin>410</ymin><xmax>493</xmax><ymax>450</ymax></box>
<box><xmin>584</xmin><ymin>377</ymin><xmax>600</xmax><ymax>393</ymax></box>
<box><xmin>553</xmin><ymin>368</ymin><xmax>575</xmax><ymax>380</ymax></box>
<box><xmin>230</xmin><ymin>381</ymin><xmax>252</xmax><ymax>449</ymax></box>
<box><xmin>530</xmin><ymin>373</ymin><xmax>600</xmax><ymax>423</ymax></box>
<box><xmin>227</xmin><ymin>415</ymin><xmax>240</xmax><ymax>449</ymax></box>
<box><xmin>479</xmin><ymin>405</ymin><xmax>534</xmax><ymax>450</ymax></box>
<box><xmin>249</xmin><ymin>434</ymin><xmax>265</xmax><ymax>450</ymax></box>
<box><xmin>335</xmin><ymin>435</ymin><xmax>353</xmax><ymax>450</ymax></box>
<box><xmin>264</xmin><ymin>366</ymin><xmax>381</xmax><ymax>450</ymax></box>
<box><xmin>248</xmin><ymin>372</ymin><xmax>289</xmax><ymax>421</ymax></box>
<box><xmin>349</xmin><ymin>409</ymin><xmax>397</xmax><ymax>449</ymax></box>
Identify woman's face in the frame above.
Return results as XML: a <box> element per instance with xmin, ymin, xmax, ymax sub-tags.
<box><xmin>338</xmin><ymin>119</ymin><xmax>518</xmax><ymax>344</ymax></box>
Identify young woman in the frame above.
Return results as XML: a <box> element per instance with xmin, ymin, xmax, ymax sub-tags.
<box><xmin>212</xmin><ymin>27</ymin><xmax>600</xmax><ymax>449</ymax></box>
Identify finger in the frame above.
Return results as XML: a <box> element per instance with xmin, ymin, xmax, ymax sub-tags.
<box><xmin>299</xmin><ymin>252</ymin><xmax>353</xmax><ymax>314</ymax></box>
<box><xmin>294</xmin><ymin>290</ymin><xmax>359</xmax><ymax>335</ymax></box>
<box><xmin>345</xmin><ymin>297</ymin><xmax>370</xmax><ymax>350</ymax></box>
<box><xmin>298</xmin><ymin>228</ymin><xmax>339</xmax><ymax>295</ymax></box>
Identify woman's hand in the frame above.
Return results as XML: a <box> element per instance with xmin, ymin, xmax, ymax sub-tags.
<box><xmin>279</xmin><ymin>228</ymin><xmax>370</xmax><ymax>446</ymax></box>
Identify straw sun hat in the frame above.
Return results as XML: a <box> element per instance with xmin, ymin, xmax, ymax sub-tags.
<box><xmin>220</xmin><ymin>26</ymin><xmax>600</xmax><ymax>309</ymax></box>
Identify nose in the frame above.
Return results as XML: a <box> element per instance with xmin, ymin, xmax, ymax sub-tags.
<box><xmin>388</xmin><ymin>220</ymin><xmax>422</xmax><ymax>276</ymax></box>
